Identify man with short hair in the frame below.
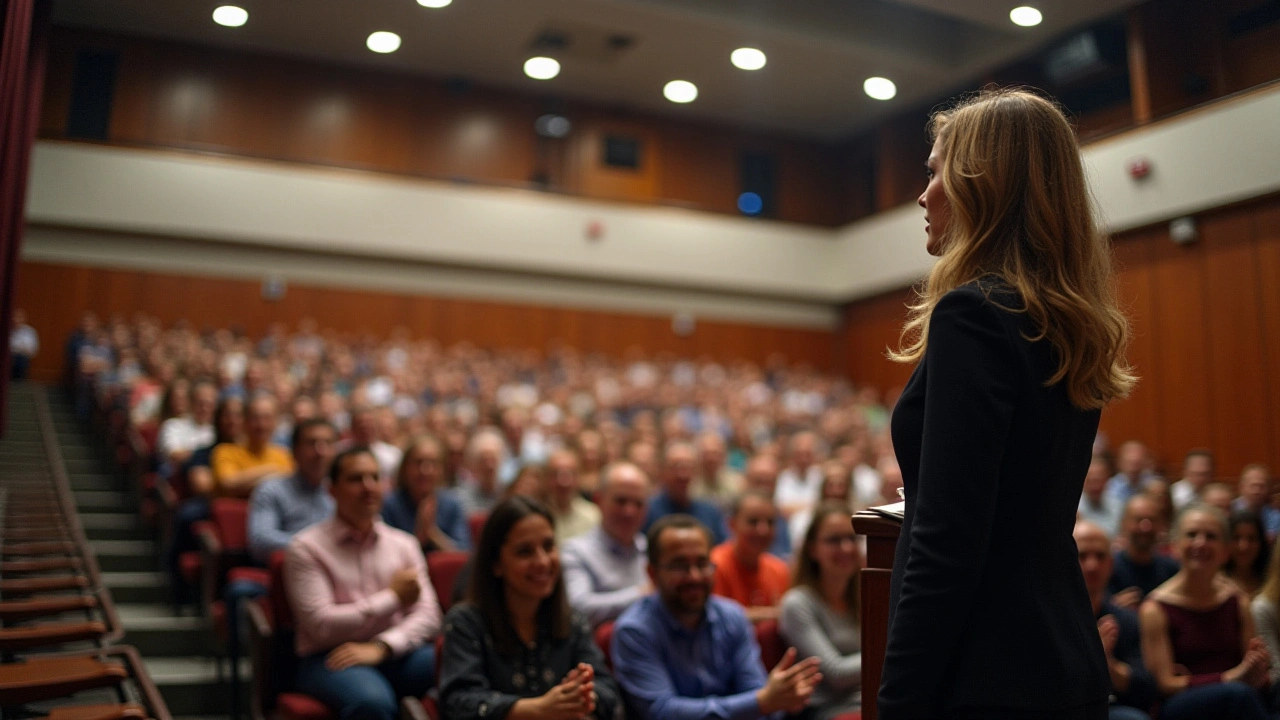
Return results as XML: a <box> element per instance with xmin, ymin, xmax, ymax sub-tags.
<box><xmin>346</xmin><ymin>405</ymin><xmax>402</xmax><ymax>484</ymax></box>
<box><xmin>1169</xmin><ymin>449</ymin><xmax>1215</xmax><ymax>512</ymax></box>
<box><xmin>744</xmin><ymin>453</ymin><xmax>793</xmax><ymax>560</ymax></box>
<box><xmin>286</xmin><ymin>448</ymin><xmax>441</xmax><ymax>720</ymax></box>
<box><xmin>1200</xmin><ymin>482</ymin><xmax>1235</xmax><ymax>514</ymax></box>
<box><xmin>1233</xmin><ymin>464</ymin><xmax>1279</xmax><ymax>540</ymax></box>
<box><xmin>543</xmin><ymin>448</ymin><xmax>601</xmax><ymax>542</ymax></box>
<box><xmin>211</xmin><ymin>394</ymin><xmax>294</xmax><ymax>498</ymax></box>
<box><xmin>1104</xmin><ymin>441</ymin><xmax>1158</xmax><ymax>506</ymax></box>
<box><xmin>1078</xmin><ymin>456</ymin><xmax>1123</xmax><ymax>536</ymax></box>
<box><xmin>775</xmin><ymin>432</ymin><xmax>822</xmax><ymax>518</ymax></box>
<box><xmin>612</xmin><ymin>515</ymin><xmax>821</xmax><ymax>720</ymax></box>
<box><xmin>1107</xmin><ymin>495</ymin><xmax>1179</xmax><ymax>609</ymax></box>
<box><xmin>691</xmin><ymin>432</ymin><xmax>744</xmax><ymax>510</ymax></box>
<box><xmin>248</xmin><ymin>419</ymin><xmax>338</xmax><ymax>562</ymax></box>
<box><xmin>711</xmin><ymin>492</ymin><xmax>791</xmax><ymax>623</ymax></box>
<box><xmin>455</xmin><ymin>427</ymin><xmax>506</xmax><ymax>516</ymax></box>
<box><xmin>1074</xmin><ymin>521</ymin><xmax>1156</xmax><ymax>720</ymax></box>
<box><xmin>643</xmin><ymin>441</ymin><xmax>728</xmax><ymax>545</ymax></box>
<box><xmin>562</xmin><ymin>462</ymin><xmax>652</xmax><ymax>627</ymax></box>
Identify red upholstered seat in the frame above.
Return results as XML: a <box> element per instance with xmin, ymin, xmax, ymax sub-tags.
<box><xmin>209</xmin><ymin>498</ymin><xmax>250</xmax><ymax>553</ymax></box>
<box><xmin>467</xmin><ymin>513</ymin><xmax>488</xmax><ymax>546</ymax></box>
<box><xmin>425</xmin><ymin>551</ymin><xmax>468</xmax><ymax>614</ymax></box>
<box><xmin>755</xmin><ymin>619</ymin><xmax>786</xmax><ymax>671</ymax></box>
<box><xmin>276</xmin><ymin>692</ymin><xmax>334</xmax><ymax>720</ymax></box>
<box><xmin>593</xmin><ymin>621</ymin><xmax>616</xmax><ymax>671</ymax></box>
<box><xmin>178</xmin><ymin>551</ymin><xmax>202</xmax><ymax>586</ymax></box>
<box><xmin>832</xmin><ymin>713</ymin><xmax>862</xmax><ymax>720</ymax></box>
<box><xmin>227</xmin><ymin>566</ymin><xmax>270</xmax><ymax>587</ymax></box>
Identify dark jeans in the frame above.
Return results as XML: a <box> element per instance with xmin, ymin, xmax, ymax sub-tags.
<box><xmin>11</xmin><ymin>355</ymin><xmax>29</xmax><ymax>380</ymax></box>
<box><xmin>1108</xmin><ymin>705</ymin><xmax>1151</xmax><ymax>720</ymax></box>
<box><xmin>296</xmin><ymin>644</ymin><xmax>436</xmax><ymax>720</ymax></box>
<box><xmin>1159</xmin><ymin>682</ymin><xmax>1271</xmax><ymax>720</ymax></box>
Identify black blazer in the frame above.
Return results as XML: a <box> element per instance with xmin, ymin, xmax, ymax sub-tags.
<box><xmin>879</xmin><ymin>281</ymin><xmax>1110</xmax><ymax>719</ymax></box>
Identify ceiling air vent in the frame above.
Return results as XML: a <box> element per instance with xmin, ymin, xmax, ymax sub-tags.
<box><xmin>529</xmin><ymin>20</ymin><xmax>638</xmax><ymax>64</ymax></box>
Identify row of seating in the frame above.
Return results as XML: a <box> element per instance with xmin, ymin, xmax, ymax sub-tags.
<box><xmin>0</xmin><ymin>385</ymin><xmax>170</xmax><ymax>720</ymax></box>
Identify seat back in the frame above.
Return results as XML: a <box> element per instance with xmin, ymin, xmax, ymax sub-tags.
<box><xmin>754</xmin><ymin>618</ymin><xmax>786</xmax><ymax>671</ymax></box>
<box><xmin>593</xmin><ymin>621</ymin><xmax>616</xmax><ymax>671</ymax></box>
<box><xmin>267</xmin><ymin>551</ymin><xmax>294</xmax><ymax>631</ymax></box>
<box><xmin>425</xmin><ymin>551</ymin><xmax>469</xmax><ymax>614</ymax></box>
<box><xmin>467</xmin><ymin>513</ymin><xmax>488</xmax><ymax>546</ymax></box>
<box><xmin>210</xmin><ymin>498</ymin><xmax>251</xmax><ymax>553</ymax></box>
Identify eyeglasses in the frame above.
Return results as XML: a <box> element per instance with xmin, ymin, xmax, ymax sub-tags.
<box><xmin>660</xmin><ymin>560</ymin><xmax>716</xmax><ymax>576</ymax></box>
<box><xmin>820</xmin><ymin>535</ymin><xmax>859</xmax><ymax>547</ymax></box>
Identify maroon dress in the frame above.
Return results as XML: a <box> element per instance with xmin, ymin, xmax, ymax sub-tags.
<box><xmin>1156</xmin><ymin>596</ymin><xmax>1243</xmax><ymax>686</ymax></box>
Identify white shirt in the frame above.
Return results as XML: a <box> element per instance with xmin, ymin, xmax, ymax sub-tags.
<box><xmin>775</xmin><ymin>464</ymin><xmax>823</xmax><ymax>514</ymax></box>
<box><xmin>157</xmin><ymin>417</ymin><xmax>215</xmax><ymax>460</ymax></box>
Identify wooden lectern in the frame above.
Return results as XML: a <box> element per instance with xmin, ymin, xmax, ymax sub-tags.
<box><xmin>851</xmin><ymin>510</ymin><xmax>903</xmax><ymax>720</ymax></box>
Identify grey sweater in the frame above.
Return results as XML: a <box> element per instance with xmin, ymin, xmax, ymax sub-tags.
<box><xmin>1250</xmin><ymin>594</ymin><xmax>1280</xmax><ymax>687</ymax></box>
<box><xmin>778</xmin><ymin>586</ymin><xmax>862</xmax><ymax>719</ymax></box>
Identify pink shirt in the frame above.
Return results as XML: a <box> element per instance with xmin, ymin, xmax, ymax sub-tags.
<box><xmin>285</xmin><ymin>517</ymin><xmax>441</xmax><ymax>657</ymax></box>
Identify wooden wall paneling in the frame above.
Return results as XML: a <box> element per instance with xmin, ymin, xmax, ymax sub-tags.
<box><xmin>1146</xmin><ymin>224</ymin><xmax>1213</xmax><ymax>470</ymax></box>
<box><xmin>39</xmin><ymin>29</ymin><xmax>76</xmax><ymax>137</ymax></box>
<box><xmin>1253</xmin><ymin>198</ymin><xmax>1280</xmax><ymax>472</ymax></box>
<box><xmin>1200</xmin><ymin>207</ymin><xmax>1271</xmax><ymax>474</ymax></box>
<box><xmin>570</xmin><ymin>114</ymin><xmax>658</xmax><ymax>203</ymax></box>
<box><xmin>655</xmin><ymin>124</ymin><xmax>737</xmax><ymax>215</ymax></box>
<box><xmin>1100</xmin><ymin>229</ymin><xmax>1162</xmax><ymax>454</ymax></box>
<box><xmin>874</xmin><ymin>116</ymin><xmax>931</xmax><ymax>212</ymax></box>
<box><xmin>12</xmin><ymin>262</ymin><xmax>92</xmax><ymax>381</ymax></box>
<box><xmin>1140</xmin><ymin>0</ymin><xmax>1227</xmax><ymax>119</ymax></box>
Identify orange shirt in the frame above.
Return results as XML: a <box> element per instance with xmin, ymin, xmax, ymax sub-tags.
<box><xmin>710</xmin><ymin>542</ymin><xmax>791</xmax><ymax>609</ymax></box>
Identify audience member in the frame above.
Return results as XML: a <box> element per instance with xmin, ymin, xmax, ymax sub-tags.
<box><xmin>9</xmin><ymin>308</ymin><xmax>37</xmax><ymax>380</ymax></box>
<box><xmin>691</xmin><ymin>431</ymin><xmax>744</xmax><ymax>510</ymax></box>
<box><xmin>612</xmin><ymin>515</ymin><xmax>822</xmax><ymax>720</ymax></box>
<box><xmin>542</xmin><ymin>448</ymin><xmax>601</xmax><ymax>543</ymax></box>
<box><xmin>1202</xmin><ymin>482</ymin><xmax>1236</xmax><ymax>515</ymax></box>
<box><xmin>743</xmin><ymin>453</ymin><xmax>793</xmax><ymax>560</ymax></box>
<box><xmin>711</xmin><ymin>491</ymin><xmax>791</xmax><ymax>622</ymax></box>
<box><xmin>211</xmin><ymin>394</ymin><xmax>294</xmax><ymax>498</ymax></box>
<box><xmin>1234</xmin><ymin>465</ymin><xmax>1280</xmax><ymax>541</ymax></box>
<box><xmin>381</xmin><ymin>435</ymin><xmax>470</xmax><ymax>552</ymax></box>
<box><xmin>157</xmin><ymin>380</ymin><xmax>217</xmax><ymax>475</ymax></box>
<box><xmin>1109</xmin><ymin>495</ymin><xmax>1180</xmax><ymax>609</ymax></box>
<box><xmin>626</xmin><ymin>439</ymin><xmax>661</xmax><ymax>488</ymax></box>
<box><xmin>779</xmin><ymin>502</ymin><xmax>864</xmax><ymax>720</ymax></box>
<box><xmin>1249</xmin><ymin>539</ymin><xmax>1280</xmax><ymax>695</ymax></box>
<box><xmin>347</xmin><ymin>405</ymin><xmax>403</xmax><ymax>485</ymax></box>
<box><xmin>1138</xmin><ymin>504</ymin><xmax>1272</xmax><ymax>720</ymax></box>
<box><xmin>1169</xmin><ymin>449</ymin><xmax>1216</xmax><ymax>512</ymax></box>
<box><xmin>247</xmin><ymin>419</ymin><xmax>338</xmax><ymax>563</ymax></box>
<box><xmin>775</xmin><ymin>432</ymin><xmax>822</xmax><ymax>518</ymax></box>
<box><xmin>438</xmin><ymin>496</ymin><xmax>622</xmax><ymax>720</ymax></box>
<box><xmin>562</xmin><ymin>462</ymin><xmax>652</xmax><ymax>627</ymax></box>
<box><xmin>1106</xmin><ymin>441</ymin><xmax>1159</xmax><ymax>506</ymax></box>
<box><xmin>1074</xmin><ymin>521</ymin><xmax>1157</xmax><ymax>720</ymax></box>
<box><xmin>186</xmin><ymin>396</ymin><xmax>244</xmax><ymax>498</ymax></box>
<box><xmin>644</xmin><ymin>441</ymin><xmax>728</xmax><ymax>545</ymax></box>
<box><xmin>788</xmin><ymin>461</ymin><xmax>854</xmax><ymax>552</ymax></box>
<box><xmin>456</xmin><ymin>427</ymin><xmax>506</xmax><ymax>516</ymax></box>
<box><xmin>285</xmin><ymin>447</ymin><xmax>442</xmax><ymax>720</ymax></box>
<box><xmin>1079</xmin><ymin>456</ymin><xmax>1123</xmax><ymax>536</ymax></box>
<box><xmin>1225</xmin><ymin>510</ymin><xmax>1270</xmax><ymax>600</ymax></box>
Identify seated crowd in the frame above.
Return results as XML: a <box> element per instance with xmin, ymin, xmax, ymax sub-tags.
<box><xmin>68</xmin><ymin>312</ymin><xmax>1280</xmax><ymax>720</ymax></box>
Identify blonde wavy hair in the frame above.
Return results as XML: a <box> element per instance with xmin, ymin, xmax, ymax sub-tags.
<box><xmin>889</xmin><ymin>87</ymin><xmax>1136</xmax><ymax>410</ymax></box>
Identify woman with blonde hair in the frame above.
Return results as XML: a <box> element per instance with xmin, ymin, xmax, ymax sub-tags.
<box><xmin>1250</xmin><ymin>530</ymin><xmax>1280</xmax><ymax>700</ymax></box>
<box><xmin>879</xmin><ymin>87</ymin><xmax>1136</xmax><ymax>720</ymax></box>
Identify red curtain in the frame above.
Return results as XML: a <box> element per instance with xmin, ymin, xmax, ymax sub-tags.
<box><xmin>0</xmin><ymin>0</ymin><xmax>51</xmax><ymax>433</ymax></box>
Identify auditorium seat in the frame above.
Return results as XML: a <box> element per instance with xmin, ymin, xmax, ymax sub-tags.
<box><xmin>754</xmin><ymin>618</ymin><xmax>786</xmax><ymax>671</ymax></box>
<box><xmin>425</xmin><ymin>551</ymin><xmax>468</xmax><ymax>614</ymax></box>
<box><xmin>467</xmin><ymin>513</ymin><xmax>488</xmax><ymax>546</ymax></box>
<box><xmin>593</xmin><ymin>621</ymin><xmax>616</xmax><ymax>671</ymax></box>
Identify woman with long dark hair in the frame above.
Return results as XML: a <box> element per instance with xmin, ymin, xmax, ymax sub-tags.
<box><xmin>1226</xmin><ymin>510</ymin><xmax>1270</xmax><ymax>600</ymax></box>
<box><xmin>879</xmin><ymin>87</ymin><xmax>1136</xmax><ymax>719</ymax></box>
<box><xmin>439</xmin><ymin>496</ymin><xmax>621</xmax><ymax>719</ymax></box>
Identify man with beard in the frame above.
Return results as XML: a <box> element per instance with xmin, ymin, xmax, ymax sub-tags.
<box><xmin>611</xmin><ymin>515</ymin><xmax>821</xmax><ymax>720</ymax></box>
<box><xmin>1107</xmin><ymin>494</ymin><xmax>1179</xmax><ymax>609</ymax></box>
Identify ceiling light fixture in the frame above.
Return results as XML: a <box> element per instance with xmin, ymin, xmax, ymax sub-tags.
<box><xmin>1009</xmin><ymin>6</ymin><xmax>1043</xmax><ymax>27</ymax></box>
<box><xmin>664</xmin><ymin>80</ymin><xmax>698</xmax><ymax>103</ymax></box>
<box><xmin>863</xmin><ymin>76</ymin><xmax>897</xmax><ymax>100</ymax></box>
<box><xmin>212</xmin><ymin>6</ymin><xmax>248</xmax><ymax>28</ymax></box>
<box><xmin>731</xmin><ymin>48</ymin><xmax>766</xmax><ymax>71</ymax></box>
<box><xmin>417</xmin><ymin>0</ymin><xmax>453</xmax><ymax>6</ymax></box>
<box><xmin>366</xmin><ymin>31</ymin><xmax>402</xmax><ymax>53</ymax></box>
<box><xmin>524</xmin><ymin>57</ymin><xmax>561</xmax><ymax>80</ymax></box>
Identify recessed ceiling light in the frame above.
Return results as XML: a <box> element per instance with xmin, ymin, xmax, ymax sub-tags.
<box><xmin>863</xmin><ymin>76</ymin><xmax>897</xmax><ymax>101</ymax></box>
<box><xmin>1010</xmin><ymin>6</ymin><xmax>1043</xmax><ymax>27</ymax></box>
<box><xmin>417</xmin><ymin>0</ymin><xmax>453</xmax><ymax>6</ymax></box>
<box><xmin>524</xmin><ymin>57</ymin><xmax>561</xmax><ymax>80</ymax></box>
<box><xmin>366</xmin><ymin>31</ymin><xmax>401</xmax><ymax>54</ymax></box>
<box><xmin>731</xmin><ymin>48</ymin><xmax>766</xmax><ymax>71</ymax></box>
<box><xmin>664</xmin><ymin>80</ymin><xmax>698</xmax><ymax>103</ymax></box>
<box><xmin>212</xmin><ymin>6</ymin><xmax>248</xmax><ymax>28</ymax></box>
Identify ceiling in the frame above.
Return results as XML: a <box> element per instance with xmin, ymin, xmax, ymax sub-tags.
<box><xmin>51</xmin><ymin>0</ymin><xmax>1143</xmax><ymax>140</ymax></box>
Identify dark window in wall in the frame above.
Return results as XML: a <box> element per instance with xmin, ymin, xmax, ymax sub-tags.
<box><xmin>739</xmin><ymin>151</ymin><xmax>777</xmax><ymax>218</ymax></box>
<box><xmin>603</xmin><ymin>135</ymin><xmax>642</xmax><ymax>169</ymax></box>
<box><xmin>1041</xmin><ymin>20</ymin><xmax>1131</xmax><ymax>117</ymax></box>
<box><xmin>66</xmin><ymin>49</ymin><xmax>118</xmax><ymax>140</ymax></box>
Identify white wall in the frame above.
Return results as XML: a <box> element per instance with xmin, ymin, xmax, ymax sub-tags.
<box><xmin>24</xmin><ymin>84</ymin><xmax>1280</xmax><ymax>313</ymax></box>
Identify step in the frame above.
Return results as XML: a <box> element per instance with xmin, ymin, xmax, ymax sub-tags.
<box><xmin>118</xmin><ymin>603</ymin><xmax>211</xmax><ymax>656</ymax></box>
<box><xmin>68</xmin><ymin>473</ymin><xmax>122</xmax><ymax>492</ymax></box>
<box><xmin>74</xmin><ymin>490</ymin><xmax>133</xmax><ymax>511</ymax></box>
<box><xmin>102</xmin><ymin>571</ymin><xmax>171</xmax><ymax>605</ymax></box>
<box><xmin>95</xmin><ymin>539</ymin><xmax>159</xmax><ymax>573</ymax></box>
<box><xmin>82</xmin><ymin>511</ymin><xmax>150</xmax><ymax>540</ymax></box>
<box><xmin>144</xmin><ymin>656</ymin><xmax>247</xmax><ymax>716</ymax></box>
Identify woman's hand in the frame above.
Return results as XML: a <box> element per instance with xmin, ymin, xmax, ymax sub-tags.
<box><xmin>1223</xmin><ymin>639</ymin><xmax>1269</xmax><ymax>687</ymax></box>
<box><xmin>531</xmin><ymin>669</ymin><xmax>594</xmax><ymax>720</ymax></box>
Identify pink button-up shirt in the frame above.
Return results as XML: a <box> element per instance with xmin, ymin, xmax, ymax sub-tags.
<box><xmin>285</xmin><ymin>517</ymin><xmax>442</xmax><ymax>657</ymax></box>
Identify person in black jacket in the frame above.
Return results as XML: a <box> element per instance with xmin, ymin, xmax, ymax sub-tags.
<box><xmin>879</xmin><ymin>87</ymin><xmax>1137</xmax><ymax>720</ymax></box>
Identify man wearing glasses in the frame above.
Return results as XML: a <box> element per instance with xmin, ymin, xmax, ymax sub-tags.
<box><xmin>611</xmin><ymin>514</ymin><xmax>822</xmax><ymax>720</ymax></box>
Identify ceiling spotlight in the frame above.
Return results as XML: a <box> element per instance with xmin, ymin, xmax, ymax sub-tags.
<box><xmin>524</xmin><ymin>57</ymin><xmax>561</xmax><ymax>80</ymax></box>
<box><xmin>1010</xmin><ymin>6</ymin><xmax>1043</xmax><ymax>27</ymax></box>
<box><xmin>863</xmin><ymin>76</ymin><xmax>897</xmax><ymax>100</ymax></box>
<box><xmin>366</xmin><ymin>31</ymin><xmax>402</xmax><ymax>54</ymax></box>
<box><xmin>212</xmin><ymin>5</ymin><xmax>248</xmax><ymax>27</ymax></box>
<box><xmin>731</xmin><ymin>48</ymin><xmax>766</xmax><ymax>71</ymax></box>
<box><xmin>417</xmin><ymin>0</ymin><xmax>453</xmax><ymax>6</ymax></box>
<box><xmin>664</xmin><ymin>80</ymin><xmax>698</xmax><ymax>103</ymax></box>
